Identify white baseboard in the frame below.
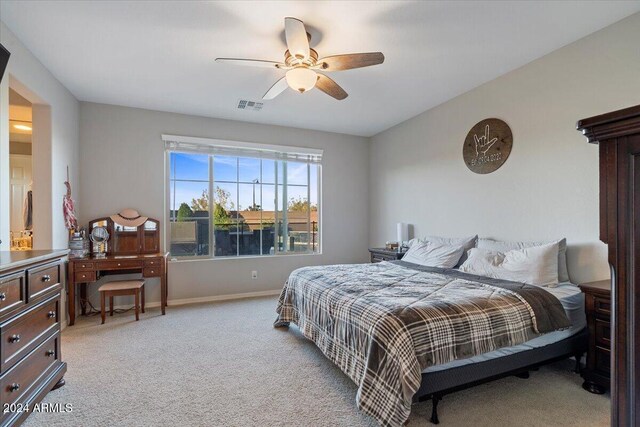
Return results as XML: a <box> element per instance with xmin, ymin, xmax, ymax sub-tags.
<box><xmin>166</xmin><ymin>289</ymin><xmax>281</xmax><ymax>307</ymax></box>
<box><xmin>103</xmin><ymin>289</ymin><xmax>281</xmax><ymax>311</ymax></box>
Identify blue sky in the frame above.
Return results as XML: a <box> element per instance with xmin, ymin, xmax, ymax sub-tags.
<box><xmin>170</xmin><ymin>153</ymin><xmax>318</xmax><ymax>212</ymax></box>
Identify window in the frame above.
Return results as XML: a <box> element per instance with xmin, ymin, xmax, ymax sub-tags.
<box><xmin>164</xmin><ymin>136</ymin><xmax>321</xmax><ymax>258</ymax></box>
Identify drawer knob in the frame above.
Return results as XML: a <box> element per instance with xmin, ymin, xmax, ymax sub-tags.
<box><xmin>47</xmin><ymin>311</ymin><xmax>57</xmax><ymax>319</ymax></box>
<box><xmin>46</xmin><ymin>350</ymin><xmax>55</xmax><ymax>357</ymax></box>
<box><xmin>117</xmin><ymin>263</ymin><xmax>121</xmax><ymax>267</ymax></box>
<box><xmin>9</xmin><ymin>334</ymin><xmax>20</xmax><ymax>343</ymax></box>
<box><xmin>8</xmin><ymin>383</ymin><xmax>20</xmax><ymax>393</ymax></box>
<box><xmin>0</xmin><ymin>292</ymin><xmax>5</xmax><ymax>301</ymax></box>
<box><xmin>81</xmin><ymin>264</ymin><xmax>86</xmax><ymax>268</ymax></box>
<box><xmin>42</xmin><ymin>274</ymin><xmax>51</xmax><ymax>282</ymax></box>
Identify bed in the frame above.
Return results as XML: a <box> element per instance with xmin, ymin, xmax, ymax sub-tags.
<box><xmin>416</xmin><ymin>281</ymin><xmax>586</xmax><ymax>423</ymax></box>
<box><xmin>274</xmin><ymin>260</ymin><xmax>586</xmax><ymax>426</ymax></box>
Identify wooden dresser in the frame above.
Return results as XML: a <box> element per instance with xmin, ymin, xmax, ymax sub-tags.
<box><xmin>0</xmin><ymin>250</ymin><xmax>67</xmax><ymax>426</ymax></box>
<box><xmin>579</xmin><ymin>280</ymin><xmax>611</xmax><ymax>394</ymax></box>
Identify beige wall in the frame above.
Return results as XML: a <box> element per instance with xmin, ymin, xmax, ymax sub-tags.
<box><xmin>0</xmin><ymin>21</ymin><xmax>80</xmax><ymax>251</ymax></box>
<box><xmin>369</xmin><ymin>13</ymin><xmax>640</xmax><ymax>284</ymax></box>
<box><xmin>79</xmin><ymin>102</ymin><xmax>369</xmax><ymax>305</ymax></box>
<box><xmin>0</xmin><ymin>21</ymin><xmax>79</xmax><ymax>327</ymax></box>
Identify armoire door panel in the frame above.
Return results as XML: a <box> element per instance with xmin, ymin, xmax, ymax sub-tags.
<box><xmin>605</xmin><ymin>141</ymin><xmax>618</xmax><ymax>251</ymax></box>
<box><xmin>629</xmin><ymin>139</ymin><xmax>640</xmax><ymax>426</ymax></box>
<box><xmin>612</xmin><ymin>138</ymin><xmax>628</xmax><ymax>427</ymax></box>
<box><xmin>599</xmin><ymin>143</ymin><xmax>609</xmax><ymax>243</ymax></box>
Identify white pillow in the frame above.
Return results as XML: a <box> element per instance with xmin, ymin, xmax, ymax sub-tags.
<box><xmin>477</xmin><ymin>237</ymin><xmax>569</xmax><ymax>283</ymax></box>
<box><xmin>459</xmin><ymin>242</ymin><xmax>560</xmax><ymax>287</ymax></box>
<box><xmin>402</xmin><ymin>241</ymin><xmax>465</xmax><ymax>269</ymax></box>
<box><xmin>457</xmin><ymin>248</ymin><xmax>505</xmax><ymax>278</ymax></box>
<box><xmin>408</xmin><ymin>235</ymin><xmax>478</xmax><ymax>267</ymax></box>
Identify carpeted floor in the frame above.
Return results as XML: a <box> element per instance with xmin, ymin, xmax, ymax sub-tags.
<box><xmin>24</xmin><ymin>296</ymin><xmax>609</xmax><ymax>427</ymax></box>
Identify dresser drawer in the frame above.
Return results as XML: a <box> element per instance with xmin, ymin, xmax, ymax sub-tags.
<box><xmin>369</xmin><ymin>249</ymin><xmax>404</xmax><ymax>263</ymax></box>
<box><xmin>75</xmin><ymin>261</ymin><xmax>95</xmax><ymax>271</ymax></box>
<box><xmin>595</xmin><ymin>319</ymin><xmax>611</xmax><ymax>347</ymax></box>
<box><xmin>595</xmin><ymin>346</ymin><xmax>611</xmax><ymax>374</ymax></box>
<box><xmin>0</xmin><ymin>297</ymin><xmax>59</xmax><ymax>372</ymax></box>
<box><xmin>371</xmin><ymin>253</ymin><xmax>397</xmax><ymax>263</ymax></box>
<box><xmin>75</xmin><ymin>271</ymin><xmax>96</xmax><ymax>283</ymax></box>
<box><xmin>0</xmin><ymin>273</ymin><xmax>26</xmax><ymax>317</ymax></box>
<box><xmin>143</xmin><ymin>267</ymin><xmax>161</xmax><ymax>277</ymax></box>
<box><xmin>0</xmin><ymin>333</ymin><xmax>59</xmax><ymax>411</ymax></box>
<box><xmin>96</xmin><ymin>260</ymin><xmax>143</xmax><ymax>270</ymax></box>
<box><xmin>593</xmin><ymin>296</ymin><xmax>611</xmax><ymax>316</ymax></box>
<box><xmin>144</xmin><ymin>259</ymin><xmax>161</xmax><ymax>268</ymax></box>
<box><xmin>27</xmin><ymin>264</ymin><xmax>60</xmax><ymax>300</ymax></box>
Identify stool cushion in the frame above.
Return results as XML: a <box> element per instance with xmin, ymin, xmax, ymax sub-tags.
<box><xmin>99</xmin><ymin>280</ymin><xmax>145</xmax><ymax>292</ymax></box>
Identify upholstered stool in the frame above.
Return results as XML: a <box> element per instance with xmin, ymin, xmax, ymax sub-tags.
<box><xmin>98</xmin><ymin>279</ymin><xmax>145</xmax><ymax>324</ymax></box>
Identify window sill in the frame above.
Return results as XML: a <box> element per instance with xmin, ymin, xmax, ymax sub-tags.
<box><xmin>168</xmin><ymin>252</ymin><xmax>322</xmax><ymax>263</ymax></box>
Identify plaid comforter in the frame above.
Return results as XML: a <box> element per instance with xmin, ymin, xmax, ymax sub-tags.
<box><xmin>274</xmin><ymin>261</ymin><xmax>570</xmax><ymax>427</ymax></box>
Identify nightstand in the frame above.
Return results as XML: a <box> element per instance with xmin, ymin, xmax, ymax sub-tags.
<box><xmin>368</xmin><ymin>248</ymin><xmax>405</xmax><ymax>263</ymax></box>
<box><xmin>579</xmin><ymin>279</ymin><xmax>611</xmax><ymax>394</ymax></box>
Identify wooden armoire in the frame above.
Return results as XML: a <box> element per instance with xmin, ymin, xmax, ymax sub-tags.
<box><xmin>577</xmin><ymin>105</ymin><xmax>640</xmax><ymax>427</ymax></box>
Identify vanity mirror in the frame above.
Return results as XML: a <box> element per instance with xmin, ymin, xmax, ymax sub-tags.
<box><xmin>90</xmin><ymin>226</ymin><xmax>109</xmax><ymax>258</ymax></box>
<box><xmin>88</xmin><ymin>212</ymin><xmax>160</xmax><ymax>256</ymax></box>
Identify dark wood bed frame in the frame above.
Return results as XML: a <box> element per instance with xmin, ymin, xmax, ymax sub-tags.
<box><xmin>413</xmin><ymin>328</ymin><xmax>587</xmax><ymax>424</ymax></box>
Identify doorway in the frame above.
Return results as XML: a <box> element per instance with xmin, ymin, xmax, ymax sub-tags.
<box><xmin>8</xmin><ymin>88</ymin><xmax>33</xmax><ymax>250</ymax></box>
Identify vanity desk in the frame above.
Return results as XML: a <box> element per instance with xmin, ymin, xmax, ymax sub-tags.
<box><xmin>67</xmin><ymin>253</ymin><xmax>167</xmax><ymax>326</ymax></box>
<box><xmin>67</xmin><ymin>215</ymin><xmax>168</xmax><ymax>326</ymax></box>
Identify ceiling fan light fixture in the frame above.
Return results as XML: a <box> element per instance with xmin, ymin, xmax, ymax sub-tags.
<box><xmin>286</xmin><ymin>67</ymin><xmax>317</xmax><ymax>93</ymax></box>
<box><xmin>216</xmin><ymin>17</ymin><xmax>384</xmax><ymax>101</ymax></box>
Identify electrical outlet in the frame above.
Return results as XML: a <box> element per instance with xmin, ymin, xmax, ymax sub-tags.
<box><xmin>251</xmin><ymin>270</ymin><xmax>258</xmax><ymax>279</ymax></box>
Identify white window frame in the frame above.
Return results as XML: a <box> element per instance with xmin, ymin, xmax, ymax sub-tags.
<box><xmin>163</xmin><ymin>135</ymin><xmax>323</xmax><ymax>261</ymax></box>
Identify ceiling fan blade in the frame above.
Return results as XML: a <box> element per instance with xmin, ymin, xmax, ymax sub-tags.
<box><xmin>263</xmin><ymin>77</ymin><xmax>289</xmax><ymax>100</ymax></box>
<box><xmin>284</xmin><ymin>17</ymin><xmax>310</xmax><ymax>60</ymax></box>
<box><xmin>315</xmin><ymin>74</ymin><xmax>348</xmax><ymax>100</ymax></box>
<box><xmin>317</xmin><ymin>52</ymin><xmax>385</xmax><ymax>71</ymax></box>
<box><xmin>215</xmin><ymin>58</ymin><xmax>286</xmax><ymax>69</ymax></box>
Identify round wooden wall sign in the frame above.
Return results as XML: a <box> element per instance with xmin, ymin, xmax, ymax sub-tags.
<box><xmin>463</xmin><ymin>118</ymin><xmax>513</xmax><ymax>174</ymax></box>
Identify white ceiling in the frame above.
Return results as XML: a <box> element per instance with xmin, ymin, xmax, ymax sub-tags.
<box><xmin>1</xmin><ymin>1</ymin><xmax>639</xmax><ymax>137</ymax></box>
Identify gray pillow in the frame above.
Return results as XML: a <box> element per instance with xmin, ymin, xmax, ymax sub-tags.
<box><xmin>476</xmin><ymin>237</ymin><xmax>569</xmax><ymax>283</ymax></box>
<box><xmin>423</xmin><ymin>235</ymin><xmax>478</xmax><ymax>267</ymax></box>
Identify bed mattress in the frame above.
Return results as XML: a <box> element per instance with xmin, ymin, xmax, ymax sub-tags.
<box><xmin>422</xmin><ymin>282</ymin><xmax>585</xmax><ymax>373</ymax></box>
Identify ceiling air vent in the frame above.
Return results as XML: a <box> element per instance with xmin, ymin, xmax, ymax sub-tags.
<box><xmin>237</xmin><ymin>100</ymin><xmax>264</xmax><ymax>112</ymax></box>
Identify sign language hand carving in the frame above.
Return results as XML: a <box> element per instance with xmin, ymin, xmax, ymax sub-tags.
<box><xmin>474</xmin><ymin>124</ymin><xmax>498</xmax><ymax>156</ymax></box>
<box><xmin>463</xmin><ymin>118</ymin><xmax>513</xmax><ymax>174</ymax></box>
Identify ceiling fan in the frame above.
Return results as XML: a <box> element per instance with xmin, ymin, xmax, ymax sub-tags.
<box><xmin>215</xmin><ymin>17</ymin><xmax>384</xmax><ymax>101</ymax></box>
